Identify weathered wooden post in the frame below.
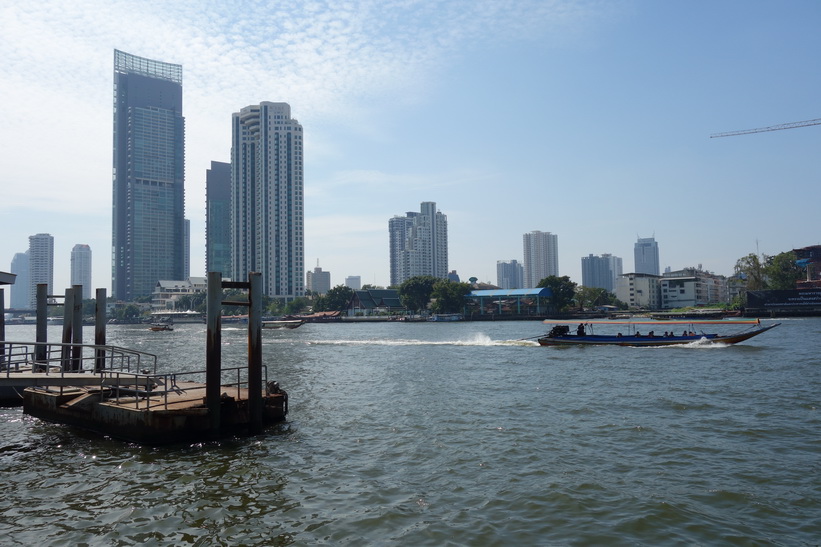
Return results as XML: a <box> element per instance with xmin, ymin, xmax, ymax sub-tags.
<box><xmin>71</xmin><ymin>285</ymin><xmax>83</xmax><ymax>371</ymax></box>
<box><xmin>35</xmin><ymin>284</ymin><xmax>48</xmax><ymax>362</ymax></box>
<box><xmin>205</xmin><ymin>272</ymin><xmax>223</xmax><ymax>437</ymax></box>
<box><xmin>61</xmin><ymin>287</ymin><xmax>74</xmax><ymax>370</ymax></box>
<box><xmin>94</xmin><ymin>288</ymin><xmax>106</xmax><ymax>372</ymax></box>
<box><xmin>0</xmin><ymin>289</ymin><xmax>5</xmax><ymax>368</ymax></box>
<box><xmin>248</xmin><ymin>272</ymin><xmax>263</xmax><ymax>434</ymax></box>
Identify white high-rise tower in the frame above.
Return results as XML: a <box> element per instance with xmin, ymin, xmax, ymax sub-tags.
<box><xmin>523</xmin><ymin>231</ymin><xmax>559</xmax><ymax>287</ymax></box>
<box><xmin>388</xmin><ymin>202</ymin><xmax>448</xmax><ymax>286</ymax></box>
<box><xmin>28</xmin><ymin>233</ymin><xmax>54</xmax><ymax>308</ymax></box>
<box><xmin>231</xmin><ymin>102</ymin><xmax>304</xmax><ymax>299</ymax></box>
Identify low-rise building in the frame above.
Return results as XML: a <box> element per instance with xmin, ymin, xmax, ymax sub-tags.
<box><xmin>151</xmin><ymin>277</ymin><xmax>207</xmax><ymax>309</ymax></box>
<box><xmin>660</xmin><ymin>268</ymin><xmax>729</xmax><ymax>309</ymax></box>
<box><xmin>347</xmin><ymin>289</ymin><xmax>404</xmax><ymax>316</ymax></box>
<box><xmin>616</xmin><ymin>273</ymin><xmax>662</xmax><ymax>310</ymax></box>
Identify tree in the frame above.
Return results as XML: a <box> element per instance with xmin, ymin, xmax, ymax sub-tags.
<box><xmin>575</xmin><ymin>286</ymin><xmax>610</xmax><ymax>310</ymax></box>
<box><xmin>735</xmin><ymin>251</ymin><xmax>803</xmax><ymax>291</ymax></box>
<box><xmin>313</xmin><ymin>285</ymin><xmax>355</xmax><ymax>312</ymax></box>
<box><xmin>114</xmin><ymin>304</ymin><xmax>143</xmax><ymax>322</ymax></box>
<box><xmin>398</xmin><ymin>276</ymin><xmax>439</xmax><ymax>312</ymax></box>
<box><xmin>430</xmin><ymin>280</ymin><xmax>472</xmax><ymax>314</ymax></box>
<box><xmin>537</xmin><ymin>275</ymin><xmax>577</xmax><ymax>314</ymax></box>
<box><xmin>734</xmin><ymin>253</ymin><xmax>767</xmax><ymax>290</ymax></box>
<box><xmin>764</xmin><ymin>251</ymin><xmax>803</xmax><ymax>290</ymax></box>
<box><xmin>284</xmin><ymin>297</ymin><xmax>310</xmax><ymax>315</ymax></box>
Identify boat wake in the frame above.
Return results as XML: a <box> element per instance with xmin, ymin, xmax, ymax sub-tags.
<box><xmin>268</xmin><ymin>334</ymin><xmax>539</xmax><ymax>347</ymax></box>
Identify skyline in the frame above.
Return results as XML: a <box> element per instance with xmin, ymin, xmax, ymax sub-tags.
<box><xmin>2</xmin><ymin>1</ymin><xmax>820</xmax><ymax>295</ymax></box>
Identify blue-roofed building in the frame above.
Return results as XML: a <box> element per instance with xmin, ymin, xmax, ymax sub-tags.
<box><xmin>466</xmin><ymin>288</ymin><xmax>553</xmax><ymax>317</ymax></box>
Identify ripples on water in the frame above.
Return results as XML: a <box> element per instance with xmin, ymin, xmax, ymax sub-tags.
<box><xmin>1</xmin><ymin>319</ymin><xmax>819</xmax><ymax>545</ymax></box>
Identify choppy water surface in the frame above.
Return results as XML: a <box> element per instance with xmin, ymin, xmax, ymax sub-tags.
<box><xmin>1</xmin><ymin>318</ymin><xmax>819</xmax><ymax>545</ymax></box>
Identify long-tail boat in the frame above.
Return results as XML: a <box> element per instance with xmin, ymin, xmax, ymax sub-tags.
<box><xmin>537</xmin><ymin>319</ymin><xmax>779</xmax><ymax>347</ymax></box>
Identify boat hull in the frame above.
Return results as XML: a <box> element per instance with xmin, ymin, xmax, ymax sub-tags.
<box><xmin>538</xmin><ymin>323</ymin><xmax>780</xmax><ymax>347</ymax></box>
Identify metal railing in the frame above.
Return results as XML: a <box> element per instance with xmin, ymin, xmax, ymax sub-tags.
<box><xmin>0</xmin><ymin>340</ymin><xmax>157</xmax><ymax>375</ymax></box>
<box><xmin>0</xmin><ymin>340</ymin><xmax>267</xmax><ymax>412</ymax></box>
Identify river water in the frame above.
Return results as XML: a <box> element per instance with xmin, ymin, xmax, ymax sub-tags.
<box><xmin>0</xmin><ymin>318</ymin><xmax>819</xmax><ymax>545</ymax></box>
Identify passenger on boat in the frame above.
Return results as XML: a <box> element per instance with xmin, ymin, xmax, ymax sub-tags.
<box><xmin>648</xmin><ymin>331</ymin><xmax>655</xmax><ymax>337</ymax></box>
<box><xmin>577</xmin><ymin>324</ymin><xmax>585</xmax><ymax>336</ymax></box>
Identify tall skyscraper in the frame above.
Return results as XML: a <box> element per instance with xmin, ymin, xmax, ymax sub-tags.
<box><xmin>70</xmin><ymin>244</ymin><xmax>93</xmax><ymax>299</ymax></box>
<box><xmin>10</xmin><ymin>251</ymin><xmax>30</xmax><ymax>309</ymax></box>
<box><xmin>581</xmin><ymin>253</ymin><xmax>623</xmax><ymax>292</ymax></box>
<box><xmin>28</xmin><ymin>233</ymin><xmax>53</xmax><ymax>308</ymax></box>
<box><xmin>112</xmin><ymin>49</ymin><xmax>185</xmax><ymax>301</ymax></box>
<box><xmin>523</xmin><ymin>231</ymin><xmax>559</xmax><ymax>287</ymax></box>
<box><xmin>634</xmin><ymin>236</ymin><xmax>660</xmax><ymax>275</ymax></box>
<box><xmin>231</xmin><ymin>102</ymin><xmax>304</xmax><ymax>299</ymax></box>
<box><xmin>184</xmin><ymin>219</ymin><xmax>191</xmax><ymax>280</ymax></box>
<box><xmin>205</xmin><ymin>161</ymin><xmax>232</xmax><ymax>279</ymax></box>
<box><xmin>389</xmin><ymin>201</ymin><xmax>448</xmax><ymax>286</ymax></box>
<box><xmin>345</xmin><ymin>276</ymin><xmax>362</xmax><ymax>290</ymax></box>
<box><xmin>497</xmin><ymin>259</ymin><xmax>524</xmax><ymax>289</ymax></box>
<box><xmin>306</xmin><ymin>263</ymin><xmax>331</xmax><ymax>295</ymax></box>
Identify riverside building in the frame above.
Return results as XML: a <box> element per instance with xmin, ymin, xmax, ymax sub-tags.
<box><xmin>205</xmin><ymin>161</ymin><xmax>232</xmax><ymax>279</ymax></box>
<box><xmin>10</xmin><ymin>252</ymin><xmax>29</xmax><ymax>310</ymax></box>
<box><xmin>28</xmin><ymin>233</ymin><xmax>53</xmax><ymax>309</ymax></box>
<box><xmin>389</xmin><ymin>202</ymin><xmax>448</xmax><ymax>286</ymax></box>
<box><xmin>231</xmin><ymin>102</ymin><xmax>304</xmax><ymax>299</ymax></box>
<box><xmin>112</xmin><ymin>50</ymin><xmax>186</xmax><ymax>300</ymax></box>
<box><xmin>634</xmin><ymin>236</ymin><xmax>660</xmax><ymax>276</ymax></box>
<box><xmin>497</xmin><ymin>260</ymin><xmax>524</xmax><ymax>289</ymax></box>
<box><xmin>70</xmin><ymin>244</ymin><xmax>92</xmax><ymax>300</ymax></box>
<box><xmin>581</xmin><ymin>253</ymin><xmax>623</xmax><ymax>292</ymax></box>
<box><xmin>523</xmin><ymin>231</ymin><xmax>558</xmax><ymax>288</ymax></box>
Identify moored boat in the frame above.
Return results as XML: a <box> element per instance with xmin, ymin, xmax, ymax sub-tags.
<box><xmin>428</xmin><ymin>313</ymin><xmax>463</xmax><ymax>322</ymax></box>
<box><xmin>537</xmin><ymin>319</ymin><xmax>779</xmax><ymax>347</ymax></box>
<box><xmin>261</xmin><ymin>319</ymin><xmax>304</xmax><ymax>329</ymax></box>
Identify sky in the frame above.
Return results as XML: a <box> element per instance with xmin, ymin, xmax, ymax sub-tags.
<box><xmin>2</xmin><ymin>0</ymin><xmax>820</xmax><ymax>297</ymax></box>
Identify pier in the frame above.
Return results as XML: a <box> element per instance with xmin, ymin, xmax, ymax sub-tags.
<box><xmin>1</xmin><ymin>272</ymin><xmax>288</xmax><ymax>444</ymax></box>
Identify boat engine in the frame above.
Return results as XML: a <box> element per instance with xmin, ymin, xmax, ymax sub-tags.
<box><xmin>548</xmin><ymin>325</ymin><xmax>570</xmax><ymax>337</ymax></box>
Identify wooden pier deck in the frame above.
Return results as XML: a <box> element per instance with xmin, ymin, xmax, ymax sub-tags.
<box><xmin>23</xmin><ymin>379</ymin><xmax>288</xmax><ymax>445</ymax></box>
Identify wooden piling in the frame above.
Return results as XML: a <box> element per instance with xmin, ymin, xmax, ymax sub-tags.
<box><xmin>94</xmin><ymin>288</ymin><xmax>106</xmax><ymax>372</ymax></box>
<box><xmin>206</xmin><ymin>272</ymin><xmax>223</xmax><ymax>437</ymax></box>
<box><xmin>71</xmin><ymin>285</ymin><xmax>83</xmax><ymax>371</ymax></box>
<box><xmin>248</xmin><ymin>272</ymin><xmax>263</xmax><ymax>434</ymax></box>
<box><xmin>35</xmin><ymin>284</ymin><xmax>47</xmax><ymax>362</ymax></box>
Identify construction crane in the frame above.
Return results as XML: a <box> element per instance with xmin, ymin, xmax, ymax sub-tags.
<box><xmin>710</xmin><ymin>117</ymin><xmax>821</xmax><ymax>138</ymax></box>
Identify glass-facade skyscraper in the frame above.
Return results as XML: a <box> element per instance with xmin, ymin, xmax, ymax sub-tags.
<box><xmin>634</xmin><ymin>236</ymin><xmax>660</xmax><ymax>275</ymax></box>
<box><xmin>112</xmin><ymin>49</ymin><xmax>185</xmax><ymax>300</ymax></box>
<box><xmin>581</xmin><ymin>253</ymin><xmax>623</xmax><ymax>292</ymax></box>
<box><xmin>70</xmin><ymin>244</ymin><xmax>92</xmax><ymax>300</ymax></box>
<box><xmin>10</xmin><ymin>251</ymin><xmax>30</xmax><ymax>310</ymax></box>
<box><xmin>231</xmin><ymin>102</ymin><xmax>304</xmax><ymax>299</ymax></box>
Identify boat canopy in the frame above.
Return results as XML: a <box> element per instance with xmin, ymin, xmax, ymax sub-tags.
<box><xmin>470</xmin><ymin>288</ymin><xmax>552</xmax><ymax>298</ymax></box>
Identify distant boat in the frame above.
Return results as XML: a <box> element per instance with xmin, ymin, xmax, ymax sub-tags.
<box><xmin>261</xmin><ymin>319</ymin><xmax>304</xmax><ymax>329</ymax></box>
<box><xmin>428</xmin><ymin>313</ymin><xmax>463</xmax><ymax>322</ymax></box>
<box><xmin>149</xmin><ymin>323</ymin><xmax>173</xmax><ymax>331</ymax></box>
<box><xmin>537</xmin><ymin>319</ymin><xmax>779</xmax><ymax>347</ymax></box>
